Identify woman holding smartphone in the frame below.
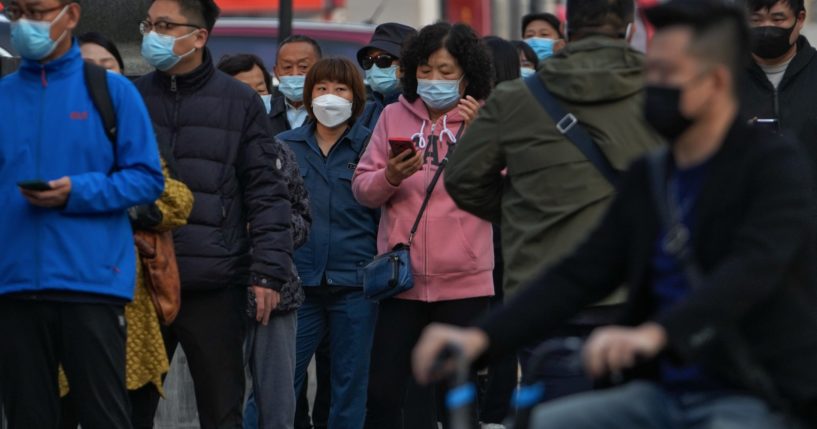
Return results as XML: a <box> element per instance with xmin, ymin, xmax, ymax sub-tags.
<box><xmin>352</xmin><ymin>22</ymin><xmax>495</xmax><ymax>428</ymax></box>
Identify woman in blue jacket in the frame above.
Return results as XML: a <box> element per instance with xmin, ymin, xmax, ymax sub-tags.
<box><xmin>278</xmin><ymin>57</ymin><xmax>378</xmax><ymax>429</ymax></box>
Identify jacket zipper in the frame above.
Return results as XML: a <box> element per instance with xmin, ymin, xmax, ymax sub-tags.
<box><xmin>170</xmin><ymin>76</ymin><xmax>181</xmax><ymax>153</ymax></box>
<box><xmin>773</xmin><ymin>88</ymin><xmax>780</xmax><ymax>121</ymax></box>
<box><xmin>35</xmin><ymin>66</ymin><xmax>48</xmax><ymax>291</ymax></box>
<box><xmin>421</xmin><ymin>120</ymin><xmax>439</xmax><ymax>300</ymax></box>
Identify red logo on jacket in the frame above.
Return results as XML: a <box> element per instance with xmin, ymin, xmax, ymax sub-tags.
<box><xmin>70</xmin><ymin>111</ymin><xmax>89</xmax><ymax>120</ymax></box>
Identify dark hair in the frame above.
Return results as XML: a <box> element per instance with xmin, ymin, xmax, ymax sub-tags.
<box><xmin>401</xmin><ymin>22</ymin><xmax>493</xmax><ymax>103</ymax></box>
<box><xmin>303</xmin><ymin>58</ymin><xmax>367</xmax><ymax>123</ymax></box>
<box><xmin>522</xmin><ymin>13</ymin><xmax>564</xmax><ymax>38</ymax></box>
<box><xmin>154</xmin><ymin>0</ymin><xmax>220</xmax><ymax>32</ymax></box>
<box><xmin>647</xmin><ymin>0</ymin><xmax>750</xmax><ymax>90</ymax></box>
<box><xmin>217</xmin><ymin>54</ymin><xmax>272</xmax><ymax>93</ymax></box>
<box><xmin>277</xmin><ymin>35</ymin><xmax>323</xmax><ymax>60</ymax></box>
<box><xmin>512</xmin><ymin>40</ymin><xmax>539</xmax><ymax>70</ymax></box>
<box><xmin>483</xmin><ymin>36</ymin><xmax>520</xmax><ymax>85</ymax></box>
<box><xmin>78</xmin><ymin>32</ymin><xmax>124</xmax><ymax>72</ymax></box>
<box><xmin>566</xmin><ymin>0</ymin><xmax>635</xmax><ymax>38</ymax></box>
<box><xmin>747</xmin><ymin>0</ymin><xmax>805</xmax><ymax>13</ymax></box>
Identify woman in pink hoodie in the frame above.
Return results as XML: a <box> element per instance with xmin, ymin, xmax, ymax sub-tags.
<box><xmin>353</xmin><ymin>22</ymin><xmax>495</xmax><ymax>428</ymax></box>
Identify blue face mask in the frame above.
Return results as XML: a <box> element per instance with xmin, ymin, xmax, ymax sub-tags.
<box><xmin>278</xmin><ymin>75</ymin><xmax>306</xmax><ymax>102</ymax></box>
<box><xmin>525</xmin><ymin>37</ymin><xmax>556</xmax><ymax>62</ymax></box>
<box><xmin>11</xmin><ymin>6</ymin><xmax>69</xmax><ymax>61</ymax></box>
<box><xmin>417</xmin><ymin>77</ymin><xmax>463</xmax><ymax>111</ymax></box>
<box><xmin>366</xmin><ymin>65</ymin><xmax>401</xmax><ymax>96</ymax></box>
<box><xmin>141</xmin><ymin>30</ymin><xmax>197</xmax><ymax>72</ymax></box>
<box><xmin>520</xmin><ymin>67</ymin><xmax>536</xmax><ymax>79</ymax></box>
<box><xmin>261</xmin><ymin>94</ymin><xmax>273</xmax><ymax>114</ymax></box>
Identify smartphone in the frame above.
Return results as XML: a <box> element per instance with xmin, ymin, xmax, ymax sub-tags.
<box><xmin>752</xmin><ymin>118</ymin><xmax>780</xmax><ymax>134</ymax></box>
<box><xmin>389</xmin><ymin>138</ymin><xmax>416</xmax><ymax>161</ymax></box>
<box><xmin>17</xmin><ymin>180</ymin><xmax>53</xmax><ymax>191</ymax></box>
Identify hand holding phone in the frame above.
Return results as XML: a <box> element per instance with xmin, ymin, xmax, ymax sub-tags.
<box><xmin>386</xmin><ymin>138</ymin><xmax>423</xmax><ymax>186</ymax></box>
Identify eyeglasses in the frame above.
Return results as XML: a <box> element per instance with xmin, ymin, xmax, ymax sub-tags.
<box><xmin>3</xmin><ymin>4</ymin><xmax>63</xmax><ymax>21</ymax></box>
<box><xmin>139</xmin><ymin>19</ymin><xmax>201</xmax><ymax>35</ymax></box>
<box><xmin>361</xmin><ymin>54</ymin><xmax>397</xmax><ymax>70</ymax></box>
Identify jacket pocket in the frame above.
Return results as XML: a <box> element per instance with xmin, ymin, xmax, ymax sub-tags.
<box><xmin>422</xmin><ymin>216</ymin><xmax>488</xmax><ymax>276</ymax></box>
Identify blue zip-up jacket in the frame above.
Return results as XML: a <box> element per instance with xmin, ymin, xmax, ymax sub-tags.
<box><xmin>280</xmin><ymin>120</ymin><xmax>378</xmax><ymax>287</ymax></box>
<box><xmin>0</xmin><ymin>42</ymin><xmax>164</xmax><ymax>300</ymax></box>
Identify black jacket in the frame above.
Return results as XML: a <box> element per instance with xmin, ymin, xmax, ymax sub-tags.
<box><xmin>136</xmin><ymin>49</ymin><xmax>293</xmax><ymax>291</ymax></box>
<box><xmin>480</xmin><ymin>120</ymin><xmax>817</xmax><ymax>413</ymax></box>
<box><xmin>741</xmin><ymin>36</ymin><xmax>817</xmax><ymax>194</ymax></box>
<box><xmin>268</xmin><ymin>94</ymin><xmax>292</xmax><ymax>138</ymax></box>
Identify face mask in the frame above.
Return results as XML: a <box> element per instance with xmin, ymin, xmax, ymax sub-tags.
<box><xmin>366</xmin><ymin>64</ymin><xmax>401</xmax><ymax>95</ymax></box>
<box><xmin>10</xmin><ymin>6</ymin><xmax>69</xmax><ymax>61</ymax></box>
<box><xmin>261</xmin><ymin>94</ymin><xmax>273</xmax><ymax>114</ymax></box>
<box><xmin>312</xmin><ymin>94</ymin><xmax>353</xmax><ymax>128</ymax></box>
<box><xmin>520</xmin><ymin>67</ymin><xmax>536</xmax><ymax>79</ymax></box>
<box><xmin>279</xmin><ymin>75</ymin><xmax>306</xmax><ymax>102</ymax></box>
<box><xmin>751</xmin><ymin>22</ymin><xmax>797</xmax><ymax>59</ymax></box>
<box><xmin>644</xmin><ymin>86</ymin><xmax>694</xmax><ymax>142</ymax></box>
<box><xmin>417</xmin><ymin>77</ymin><xmax>463</xmax><ymax>111</ymax></box>
<box><xmin>141</xmin><ymin>30</ymin><xmax>197</xmax><ymax>71</ymax></box>
<box><xmin>525</xmin><ymin>37</ymin><xmax>556</xmax><ymax>62</ymax></box>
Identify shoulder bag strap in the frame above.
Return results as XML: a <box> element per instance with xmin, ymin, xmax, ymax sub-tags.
<box><xmin>407</xmin><ymin>123</ymin><xmax>466</xmax><ymax>245</ymax></box>
<box><xmin>524</xmin><ymin>74</ymin><xmax>619</xmax><ymax>186</ymax></box>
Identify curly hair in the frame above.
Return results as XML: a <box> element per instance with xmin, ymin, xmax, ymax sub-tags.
<box><xmin>400</xmin><ymin>22</ymin><xmax>493</xmax><ymax>103</ymax></box>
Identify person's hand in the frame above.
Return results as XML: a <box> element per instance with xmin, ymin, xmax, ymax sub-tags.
<box><xmin>582</xmin><ymin>323</ymin><xmax>667</xmax><ymax>379</ymax></box>
<box><xmin>250</xmin><ymin>286</ymin><xmax>280</xmax><ymax>326</ymax></box>
<box><xmin>412</xmin><ymin>323</ymin><xmax>489</xmax><ymax>385</ymax></box>
<box><xmin>385</xmin><ymin>149</ymin><xmax>423</xmax><ymax>186</ymax></box>
<box><xmin>20</xmin><ymin>176</ymin><xmax>71</xmax><ymax>208</ymax></box>
<box><xmin>458</xmin><ymin>96</ymin><xmax>481</xmax><ymax>127</ymax></box>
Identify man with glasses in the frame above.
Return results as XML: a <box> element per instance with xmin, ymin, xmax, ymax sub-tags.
<box><xmin>134</xmin><ymin>1</ymin><xmax>294</xmax><ymax>428</ymax></box>
<box><xmin>268</xmin><ymin>35</ymin><xmax>322</xmax><ymax>137</ymax></box>
<box><xmin>0</xmin><ymin>0</ymin><xmax>164</xmax><ymax>428</ymax></box>
<box><xmin>356</xmin><ymin>23</ymin><xmax>417</xmax><ymax>130</ymax></box>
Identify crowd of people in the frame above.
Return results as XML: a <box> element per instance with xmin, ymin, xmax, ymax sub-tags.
<box><xmin>2</xmin><ymin>0</ymin><xmax>817</xmax><ymax>428</ymax></box>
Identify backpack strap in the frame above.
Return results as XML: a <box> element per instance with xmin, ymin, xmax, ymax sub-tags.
<box><xmin>83</xmin><ymin>62</ymin><xmax>118</xmax><ymax>147</ymax></box>
<box><xmin>524</xmin><ymin>74</ymin><xmax>619</xmax><ymax>186</ymax></box>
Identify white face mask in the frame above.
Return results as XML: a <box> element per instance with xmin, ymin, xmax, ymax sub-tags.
<box><xmin>312</xmin><ymin>94</ymin><xmax>353</xmax><ymax>128</ymax></box>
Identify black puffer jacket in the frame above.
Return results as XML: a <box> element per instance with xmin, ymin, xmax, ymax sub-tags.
<box><xmin>136</xmin><ymin>49</ymin><xmax>293</xmax><ymax>291</ymax></box>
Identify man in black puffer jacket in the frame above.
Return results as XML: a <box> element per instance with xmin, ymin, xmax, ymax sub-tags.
<box><xmin>134</xmin><ymin>1</ymin><xmax>293</xmax><ymax>427</ymax></box>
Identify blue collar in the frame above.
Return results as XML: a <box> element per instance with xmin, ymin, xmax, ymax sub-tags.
<box><xmin>19</xmin><ymin>38</ymin><xmax>83</xmax><ymax>82</ymax></box>
<box><xmin>285</xmin><ymin>119</ymin><xmax>372</xmax><ymax>156</ymax></box>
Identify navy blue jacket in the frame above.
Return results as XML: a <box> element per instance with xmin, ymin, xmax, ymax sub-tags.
<box><xmin>279</xmin><ymin>121</ymin><xmax>378</xmax><ymax>287</ymax></box>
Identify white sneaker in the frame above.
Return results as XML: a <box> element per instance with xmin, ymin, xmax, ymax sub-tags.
<box><xmin>481</xmin><ymin>424</ymin><xmax>506</xmax><ymax>429</ymax></box>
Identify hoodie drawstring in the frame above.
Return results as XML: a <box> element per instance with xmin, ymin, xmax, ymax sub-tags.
<box><xmin>412</xmin><ymin>120</ymin><xmax>428</xmax><ymax>149</ymax></box>
<box><xmin>440</xmin><ymin>115</ymin><xmax>458</xmax><ymax>146</ymax></box>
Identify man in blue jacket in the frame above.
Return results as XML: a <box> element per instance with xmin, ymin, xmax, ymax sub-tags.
<box><xmin>0</xmin><ymin>1</ymin><xmax>164</xmax><ymax>428</ymax></box>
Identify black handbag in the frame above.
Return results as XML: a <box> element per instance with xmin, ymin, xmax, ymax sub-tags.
<box><xmin>363</xmin><ymin>125</ymin><xmax>464</xmax><ymax>301</ymax></box>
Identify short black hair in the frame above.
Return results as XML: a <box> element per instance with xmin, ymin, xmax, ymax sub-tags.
<box><xmin>401</xmin><ymin>22</ymin><xmax>493</xmax><ymax>102</ymax></box>
<box><xmin>566</xmin><ymin>0</ymin><xmax>635</xmax><ymax>38</ymax></box>
<box><xmin>747</xmin><ymin>0</ymin><xmax>805</xmax><ymax>13</ymax></box>
<box><xmin>277</xmin><ymin>35</ymin><xmax>323</xmax><ymax>60</ymax></box>
<box><xmin>483</xmin><ymin>36</ymin><xmax>520</xmax><ymax>85</ymax></box>
<box><xmin>646</xmin><ymin>0</ymin><xmax>750</xmax><ymax>91</ymax></box>
<box><xmin>78</xmin><ymin>32</ymin><xmax>125</xmax><ymax>71</ymax></box>
<box><xmin>154</xmin><ymin>0</ymin><xmax>220</xmax><ymax>32</ymax></box>
<box><xmin>217</xmin><ymin>53</ymin><xmax>272</xmax><ymax>93</ymax></box>
<box><xmin>512</xmin><ymin>40</ymin><xmax>539</xmax><ymax>70</ymax></box>
<box><xmin>522</xmin><ymin>13</ymin><xmax>564</xmax><ymax>38</ymax></box>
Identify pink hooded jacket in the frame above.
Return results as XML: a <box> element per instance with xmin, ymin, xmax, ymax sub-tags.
<box><xmin>353</xmin><ymin>96</ymin><xmax>494</xmax><ymax>302</ymax></box>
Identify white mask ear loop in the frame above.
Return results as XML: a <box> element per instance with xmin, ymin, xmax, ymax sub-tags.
<box><xmin>440</xmin><ymin>115</ymin><xmax>458</xmax><ymax>145</ymax></box>
<box><xmin>412</xmin><ymin>120</ymin><xmax>428</xmax><ymax>149</ymax></box>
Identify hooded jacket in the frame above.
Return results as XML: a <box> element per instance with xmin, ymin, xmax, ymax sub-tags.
<box><xmin>741</xmin><ymin>36</ymin><xmax>817</xmax><ymax>201</ymax></box>
<box><xmin>353</xmin><ymin>96</ymin><xmax>494</xmax><ymax>302</ymax></box>
<box><xmin>445</xmin><ymin>36</ymin><xmax>662</xmax><ymax>297</ymax></box>
<box><xmin>0</xmin><ymin>43</ymin><xmax>164</xmax><ymax>300</ymax></box>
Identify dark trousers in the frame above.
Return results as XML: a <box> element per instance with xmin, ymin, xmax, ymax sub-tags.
<box><xmin>141</xmin><ymin>287</ymin><xmax>247</xmax><ymax>429</ymax></box>
<box><xmin>364</xmin><ymin>297</ymin><xmax>491</xmax><ymax>429</ymax></box>
<box><xmin>0</xmin><ymin>298</ymin><xmax>131</xmax><ymax>429</ymax></box>
<box><xmin>60</xmin><ymin>384</ymin><xmax>159</xmax><ymax>429</ymax></box>
<box><xmin>295</xmin><ymin>336</ymin><xmax>331</xmax><ymax>429</ymax></box>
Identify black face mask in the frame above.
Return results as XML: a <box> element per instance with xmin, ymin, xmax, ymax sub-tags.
<box><xmin>644</xmin><ymin>86</ymin><xmax>694</xmax><ymax>143</ymax></box>
<box><xmin>751</xmin><ymin>22</ymin><xmax>797</xmax><ymax>59</ymax></box>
